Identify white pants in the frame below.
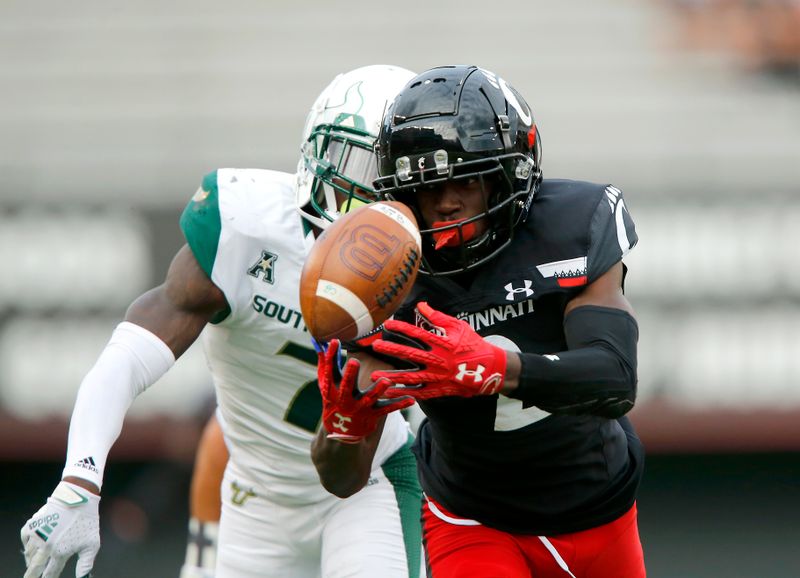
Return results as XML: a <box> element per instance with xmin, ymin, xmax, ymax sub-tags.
<box><xmin>215</xmin><ymin>457</ymin><xmax>422</xmax><ymax>578</ymax></box>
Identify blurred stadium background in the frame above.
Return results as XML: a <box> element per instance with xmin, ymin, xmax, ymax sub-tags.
<box><xmin>1</xmin><ymin>0</ymin><xmax>799</xmax><ymax>576</ymax></box>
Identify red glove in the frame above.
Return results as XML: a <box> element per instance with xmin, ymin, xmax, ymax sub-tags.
<box><xmin>318</xmin><ymin>339</ymin><xmax>414</xmax><ymax>443</ymax></box>
<box><xmin>371</xmin><ymin>302</ymin><xmax>507</xmax><ymax>399</ymax></box>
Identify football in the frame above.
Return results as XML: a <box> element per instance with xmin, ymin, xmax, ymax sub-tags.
<box><xmin>300</xmin><ymin>201</ymin><xmax>422</xmax><ymax>342</ymax></box>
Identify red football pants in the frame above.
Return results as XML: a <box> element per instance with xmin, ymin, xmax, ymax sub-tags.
<box><xmin>422</xmin><ymin>499</ymin><xmax>646</xmax><ymax>578</ymax></box>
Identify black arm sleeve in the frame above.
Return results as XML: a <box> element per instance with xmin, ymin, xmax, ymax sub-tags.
<box><xmin>505</xmin><ymin>305</ymin><xmax>639</xmax><ymax>418</ymax></box>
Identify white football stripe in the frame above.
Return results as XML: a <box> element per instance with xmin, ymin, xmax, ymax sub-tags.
<box><xmin>315</xmin><ymin>280</ymin><xmax>374</xmax><ymax>337</ymax></box>
<box><xmin>538</xmin><ymin>537</ymin><xmax>578</xmax><ymax>578</ymax></box>
<box><xmin>425</xmin><ymin>497</ymin><xmax>481</xmax><ymax>526</ymax></box>
<box><xmin>615</xmin><ymin>198</ymin><xmax>632</xmax><ymax>256</ymax></box>
<box><xmin>368</xmin><ymin>203</ymin><xmax>421</xmax><ymax>247</ymax></box>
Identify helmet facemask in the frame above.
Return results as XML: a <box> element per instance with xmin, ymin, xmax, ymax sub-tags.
<box><xmin>375</xmin><ymin>152</ymin><xmax>538</xmax><ymax>276</ymax></box>
<box><xmin>302</xmin><ymin>123</ymin><xmax>380</xmax><ymax>226</ymax></box>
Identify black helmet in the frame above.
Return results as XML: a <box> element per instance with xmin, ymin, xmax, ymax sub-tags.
<box><xmin>374</xmin><ymin>65</ymin><xmax>542</xmax><ymax>276</ymax></box>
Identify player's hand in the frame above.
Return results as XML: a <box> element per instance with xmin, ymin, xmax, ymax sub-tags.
<box><xmin>371</xmin><ymin>302</ymin><xmax>507</xmax><ymax>399</ymax></box>
<box><xmin>20</xmin><ymin>481</ymin><xmax>101</xmax><ymax>578</ymax></box>
<box><xmin>318</xmin><ymin>339</ymin><xmax>414</xmax><ymax>443</ymax></box>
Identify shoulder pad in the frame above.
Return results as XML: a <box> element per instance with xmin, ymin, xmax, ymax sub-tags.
<box><xmin>180</xmin><ymin>171</ymin><xmax>221</xmax><ymax>278</ymax></box>
<box><xmin>586</xmin><ymin>185</ymin><xmax>637</xmax><ymax>282</ymax></box>
<box><xmin>522</xmin><ymin>179</ymin><xmax>637</xmax><ymax>286</ymax></box>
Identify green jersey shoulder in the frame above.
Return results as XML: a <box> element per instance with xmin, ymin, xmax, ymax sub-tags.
<box><xmin>180</xmin><ymin>168</ymin><xmax>298</xmax><ymax>278</ymax></box>
<box><xmin>180</xmin><ymin>170</ymin><xmax>222</xmax><ymax>278</ymax></box>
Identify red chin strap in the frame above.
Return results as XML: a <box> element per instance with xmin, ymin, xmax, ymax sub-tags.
<box><xmin>431</xmin><ymin>219</ymin><xmax>478</xmax><ymax>250</ymax></box>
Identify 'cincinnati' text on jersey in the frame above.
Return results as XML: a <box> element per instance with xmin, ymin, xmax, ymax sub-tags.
<box><xmin>456</xmin><ymin>299</ymin><xmax>535</xmax><ymax>332</ymax></box>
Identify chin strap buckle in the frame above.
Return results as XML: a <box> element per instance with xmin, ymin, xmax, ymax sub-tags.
<box><xmin>497</xmin><ymin>114</ymin><xmax>512</xmax><ymax>150</ymax></box>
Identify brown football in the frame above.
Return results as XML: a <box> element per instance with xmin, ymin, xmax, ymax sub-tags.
<box><xmin>300</xmin><ymin>201</ymin><xmax>421</xmax><ymax>342</ymax></box>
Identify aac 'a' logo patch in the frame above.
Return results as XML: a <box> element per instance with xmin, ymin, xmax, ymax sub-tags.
<box><xmin>247</xmin><ymin>250</ymin><xmax>278</xmax><ymax>284</ymax></box>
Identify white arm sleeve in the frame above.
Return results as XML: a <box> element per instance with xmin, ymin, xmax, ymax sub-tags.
<box><xmin>62</xmin><ymin>321</ymin><xmax>176</xmax><ymax>489</ymax></box>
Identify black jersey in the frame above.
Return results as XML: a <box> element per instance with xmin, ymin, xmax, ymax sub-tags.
<box><xmin>395</xmin><ymin>178</ymin><xmax>644</xmax><ymax>535</ymax></box>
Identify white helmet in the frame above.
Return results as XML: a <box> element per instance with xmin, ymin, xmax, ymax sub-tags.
<box><xmin>296</xmin><ymin>64</ymin><xmax>415</xmax><ymax>230</ymax></box>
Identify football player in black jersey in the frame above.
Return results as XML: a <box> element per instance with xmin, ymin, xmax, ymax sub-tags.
<box><xmin>311</xmin><ymin>65</ymin><xmax>646</xmax><ymax>578</ymax></box>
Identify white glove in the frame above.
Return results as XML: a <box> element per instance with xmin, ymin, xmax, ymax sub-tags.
<box><xmin>20</xmin><ymin>481</ymin><xmax>101</xmax><ymax>578</ymax></box>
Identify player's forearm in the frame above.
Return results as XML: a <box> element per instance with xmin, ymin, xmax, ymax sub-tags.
<box><xmin>310</xmin><ymin>420</ymin><xmax>383</xmax><ymax>499</ymax></box>
<box><xmin>62</xmin><ymin>322</ymin><xmax>175</xmax><ymax>489</ymax></box>
<box><xmin>502</xmin><ymin>305</ymin><xmax>638</xmax><ymax>418</ymax></box>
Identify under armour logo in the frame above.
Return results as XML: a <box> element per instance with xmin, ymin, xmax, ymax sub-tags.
<box><xmin>504</xmin><ymin>280</ymin><xmax>534</xmax><ymax>301</ymax></box>
<box><xmin>332</xmin><ymin>412</ymin><xmax>352</xmax><ymax>432</ymax></box>
<box><xmin>455</xmin><ymin>363</ymin><xmax>486</xmax><ymax>384</ymax></box>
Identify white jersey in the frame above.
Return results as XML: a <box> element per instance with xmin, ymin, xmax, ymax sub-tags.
<box><xmin>180</xmin><ymin>168</ymin><xmax>409</xmax><ymax>504</ymax></box>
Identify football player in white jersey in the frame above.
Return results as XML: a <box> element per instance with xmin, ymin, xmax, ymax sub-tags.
<box><xmin>20</xmin><ymin>65</ymin><xmax>423</xmax><ymax>578</ymax></box>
